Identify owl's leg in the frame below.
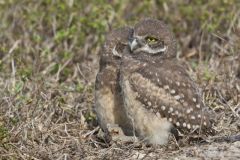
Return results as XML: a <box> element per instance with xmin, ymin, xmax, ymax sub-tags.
<box><xmin>96</xmin><ymin>123</ymin><xmax>138</xmax><ymax>143</ymax></box>
<box><xmin>170</xmin><ymin>127</ymin><xmax>180</xmax><ymax>140</ymax></box>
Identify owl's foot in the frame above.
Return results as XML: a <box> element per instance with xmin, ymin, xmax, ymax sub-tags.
<box><xmin>107</xmin><ymin>124</ymin><xmax>138</xmax><ymax>143</ymax></box>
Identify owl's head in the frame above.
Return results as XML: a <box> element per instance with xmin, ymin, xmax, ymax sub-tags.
<box><xmin>104</xmin><ymin>27</ymin><xmax>133</xmax><ymax>58</ymax></box>
<box><xmin>129</xmin><ymin>18</ymin><xmax>177</xmax><ymax>58</ymax></box>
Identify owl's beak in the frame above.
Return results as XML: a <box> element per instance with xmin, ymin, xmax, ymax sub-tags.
<box><xmin>130</xmin><ymin>38</ymin><xmax>139</xmax><ymax>51</ymax></box>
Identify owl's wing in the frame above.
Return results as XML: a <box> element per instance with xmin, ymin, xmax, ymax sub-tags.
<box><xmin>95</xmin><ymin>63</ymin><xmax>119</xmax><ymax>130</ymax></box>
<box><xmin>121</xmin><ymin>56</ymin><xmax>214</xmax><ymax>135</ymax></box>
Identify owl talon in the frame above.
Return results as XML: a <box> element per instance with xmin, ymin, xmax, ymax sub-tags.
<box><xmin>107</xmin><ymin>124</ymin><xmax>138</xmax><ymax>143</ymax></box>
<box><xmin>107</xmin><ymin>124</ymin><xmax>124</xmax><ymax>135</ymax></box>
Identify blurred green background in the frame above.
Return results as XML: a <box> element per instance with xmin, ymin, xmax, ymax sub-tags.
<box><xmin>0</xmin><ymin>0</ymin><xmax>239</xmax><ymax>81</ymax></box>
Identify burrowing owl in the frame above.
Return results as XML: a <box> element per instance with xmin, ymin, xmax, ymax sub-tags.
<box><xmin>120</xmin><ymin>18</ymin><xmax>215</xmax><ymax>144</ymax></box>
<box><xmin>94</xmin><ymin>27</ymin><xmax>134</xmax><ymax>136</ymax></box>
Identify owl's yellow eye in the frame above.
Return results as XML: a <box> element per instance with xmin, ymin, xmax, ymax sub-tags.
<box><xmin>146</xmin><ymin>37</ymin><xmax>158</xmax><ymax>42</ymax></box>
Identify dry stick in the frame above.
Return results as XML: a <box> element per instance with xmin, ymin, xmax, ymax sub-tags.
<box><xmin>208</xmin><ymin>134</ymin><xmax>240</xmax><ymax>143</ymax></box>
<box><xmin>202</xmin><ymin>88</ymin><xmax>240</xmax><ymax>143</ymax></box>
<box><xmin>56</xmin><ymin>58</ymin><xmax>72</xmax><ymax>82</ymax></box>
<box><xmin>216</xmin><ymin>87</ymin><xmax>239</xmax><ymax>118</ymax></box>
<box><xmin>227</xmin><ymin>10</ymin><xmax>240</xmax><ymax>36</ymax></box>
<box><xmin>139</xmin><ymin>149</ymin><xmax>153</xmax><ymax>160</ymax></box>
<box><xmin>1</xmin><ymin>40</ymin><xmax>21</xmax><ymax>62</ymax></box>
<box><xmin>77</xmin><ymin>63</ymin><xmax>88</xmax><ymax>82</ymax></box>
<box><xmin>83</xmin><ymin>126</ymin><xmax>100</xmax><ymax>138</ymax></box>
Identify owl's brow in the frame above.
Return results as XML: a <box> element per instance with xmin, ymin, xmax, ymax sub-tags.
<box><xmin>133</xmin><ymin>35</ymin><xmax>145</xmax><ymax>39</ymax></box>
<box><xmin>136</xmin><ymin>45</ymin><xmax>168</xmax><ymax>54</ymax></box>
<box><xmin>134</xmin><ymin>33</ymin><xmax>158</xmax><ymax>39</ymax></box>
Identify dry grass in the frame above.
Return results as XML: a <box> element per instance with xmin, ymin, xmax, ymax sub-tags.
<box><xmin>0</xmin><ymin>0</ymin><xmax>240</xmax><ymax>159</ymax></box>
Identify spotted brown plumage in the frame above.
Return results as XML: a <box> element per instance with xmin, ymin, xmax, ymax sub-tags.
<box><xmin>121</xmin><ymin>56</ymin><xmax>214</xmax><ymax>135</ymax></box>
<box><xmin>119</xmin><ymin>18</ymin><xmax>215</xmax><ymax>144</ymax></box>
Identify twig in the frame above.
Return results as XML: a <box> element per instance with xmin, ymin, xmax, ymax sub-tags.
<box><xmin>1</xmin><ymin>40</ymin><xmax>21</xmax><ymax>62</ymax></box>
<box><xmin>56</xmin><ymin>58</ymin><xmax>72</xmax><ymax>81</ymax></box>
<box><xmin>83</xmin><ymin>126</ymin><xmax>100</xmax><ymax>138</ymax></box>
<box><xmin>77</xmin><ymin>63</ymin><xmax>88</xmax><ymax>82</ymax></box>
<box><xmin>208</xmin><ymin>134</ymin><xmax>240</xmax><ymax>143</ymax></box>
<box><xmin>216</xmin><ymin>88</ymin><xmax>239</xmax><ymax>118</ymax></box>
